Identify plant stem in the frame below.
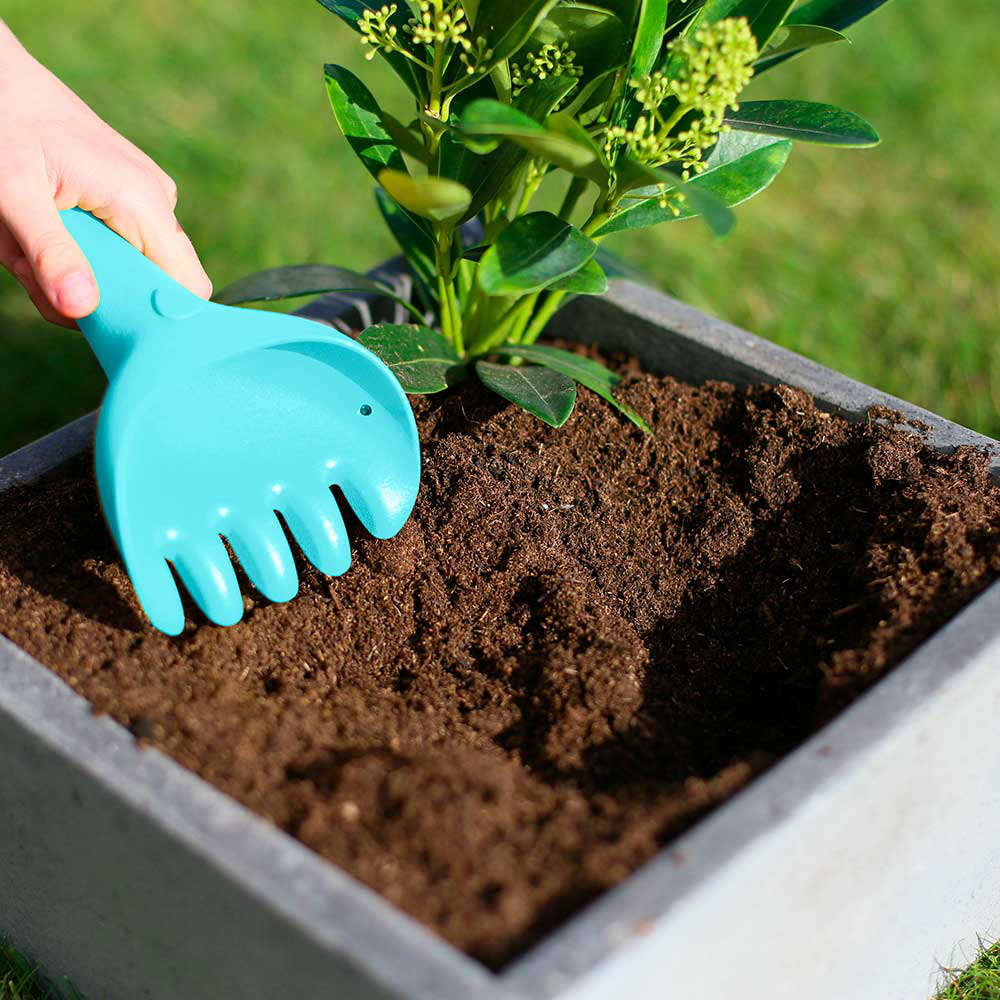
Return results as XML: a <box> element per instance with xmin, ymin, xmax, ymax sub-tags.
<box><xmin>521</xmin><ymin>290</ymin><xmax>566</xmax><ymax>345</ymax></box>
<box><xmin>472</xmin><ymin>297</ymin><xmax>535</xmax><ymax>355</ymax></box>
<box><xmin>447</xmin><ymin>279</ymin><xmax>464</xmax><ymax>355</ymax></box>
<box><xmin>515</xmin><ymin>163</ymin><xmax>545</xmax><ymax>218</ymax></box>
<box><xmin>558</xmin><ymin>176</ymin><xmax>588</xmax><ymax>222</ymax></box>
<box><xmin>437</xmin><ymin>269</ymin><xmax>454</xmax><ymax>342</ymax></box>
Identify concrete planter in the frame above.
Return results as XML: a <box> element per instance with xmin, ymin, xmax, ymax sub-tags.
<box><xmin>2</xmin><ymin>277</ymin><xmax>999</xmax><ymax>1000</ymax></box>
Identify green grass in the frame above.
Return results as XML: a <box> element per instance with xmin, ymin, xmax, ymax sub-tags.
<box><xmin>938</xmin><ymin>943</ymin><xmax>1000</xmax><ymax>999</ymax></box>
<box><xmin>0</xmin><ymin>939</ymin><xmax>82</xmax><ymax>1000</ymax></box>
<box><xmin>1</xmin><ymin>0</ymin><xmax>998</xmax><ymax>995</ymax></box>
<box><xmin>0</xmin><ymin>0</ymin><xmax>997</xmax><ymax>454</ymax></box>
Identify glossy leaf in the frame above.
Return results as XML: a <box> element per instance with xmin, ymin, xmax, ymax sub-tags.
<box><xmin>596</xmin><ymin>130</ymin><xmax>791</xmax><ymax>234</ymax></box>
<box><xmin>614</xmin><ymin>158</ymin><xmax>735</xmax><ymax>236</ymax></box>
<box><xmin>787</xmin><ymin>0</ymin><xmax>893</xmax><ymax>32</ymax></box>
<box><xmin>374</xmin><ymin>188</ymin><xmax>437</xmax><ymax>310</ymax></box>
<box><xmin>212</xmin><ymin>264</ymin><xmax>421</xmax><ymax>321</ymax></box>
<box><xmin>759</xmin><ymin>23</ymin><xmax>847</xmax><ymax>59</ymax></box>
<box><xmin>378</xmin><ymin>169</ymin><xmax>473</xmax><ymax>222</ymax></box>
<box><xmin>563</xmin><ymin>67</ymin><xmax>619</xmax><ymax>119</ymax></box>
<box><xmin>471</xmin><ymin>0</ymin><xmax>560</xmax><ymax>63</ymax></box>
<box><xmin>462</xmin><ymin>77</ymin><xmax>580</xmax><ymax>221</ymax></box>
<box><xmin>358</xmin><ymin>324</ymin><xmax>466</xmax><ymax>393</ymax></box>
<box><xmin>684</xmin><ymin>0</ymin><xmax>740</xmax><ymax>34</ymax></box>
<box><xmin>315</xmin><ymin>1</ymin><xmax>427</xmax><ymax>100</ymax></box>
<box><xmin>460</xmin><ymin>99</ymin><xmax>552</xmax><ymax>140</ymax></box>
<box><xmin>381</xmin><ymin>111</ymin><xmax>428</xmax><ymax>161</ymax></box>
<box><xmin>629</xmin><ymin>0</ymin><xmax>669</xmax><ymax>77</ymax></box>
<box><xmin>546</xmin><ymin>112</ymin><xmax>612</xmax><ymax>185</ymax></box>
<box><xmin>545</xmin><ymin>257</ymin><xmax>609</xmax><ymax>294</ymax></box>
<box><xmin>726</xmin><ymin>0</ymin><xmax>797</xmax><ymax>49</ymax></box>
<box><xmin>478</xmin><ymin>212</ymin><xmax>597</xmax><ymax>295</ymax></box>
<box><xmin>665</xmin><ymin>170</ymin><xmax>735</xmax><ymax>235</ymax></box>
<box><xmin>494</xmin><ymin>343</ymin><xmax>651</xmax><ymax>431</ymax></box>
<box><xmin>726</xmin><ymin>100</ymin><xmax>880</xmax><ymax>146</ymax></box>
<box><xmin>756</xmin><ymin>0</ymin><xmax>892</xmax><ymax>71</ymax></box>
<box><xmin>475</xmin><ymin>361</ymin><xmax>577</xmax><ymax>427</ymax></box>
<box><xmin>324</xmin><ymin>65</ymin><xmax>407</xmax><ymax>181</ymax></box>
<box><xmin>458</xmin><ymin>100</ymin><xmax>605</xmax><ymax>180</ymax></box>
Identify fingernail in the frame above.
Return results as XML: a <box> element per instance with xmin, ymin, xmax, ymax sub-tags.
<box><xmin>57</xmin><ymin>271</ymin><xmax>99</xmax><ymax>316</ymax></box>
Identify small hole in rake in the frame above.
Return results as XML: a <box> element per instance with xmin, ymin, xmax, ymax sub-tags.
<box><xmin>359</xmin><ymin>403</ymin><xmax>373</xmax><ymax>416</ymax></box>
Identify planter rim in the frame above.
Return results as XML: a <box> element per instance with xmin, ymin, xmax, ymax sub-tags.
<box><xmin>2</xmin><ymin>273</ymin><xmax>999</xmax><ymax>1000</ymax></box>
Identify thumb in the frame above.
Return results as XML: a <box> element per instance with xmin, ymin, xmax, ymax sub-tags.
<box><xmin>0</xmin><ymin>165</ymin><xmax>99</xmax><ymax>319</ymax></box>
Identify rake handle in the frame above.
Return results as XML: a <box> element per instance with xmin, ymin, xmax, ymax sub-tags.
<box><xmin>59</xmin><ymin>208</ymin><xmax>207</xmax><ymax>378</ymax></box>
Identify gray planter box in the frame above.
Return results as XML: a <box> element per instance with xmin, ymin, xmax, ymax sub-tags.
<box><xmin>2</xmin><ymin>277</ymin><xmax>999</xmax><ymax>1000</ymax></box>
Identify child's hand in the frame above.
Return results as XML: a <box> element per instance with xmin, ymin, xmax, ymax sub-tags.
<box><xmin>0</xmin><ymin>21</ymin><xmax>212</xmax><ymax>328</ymax></box>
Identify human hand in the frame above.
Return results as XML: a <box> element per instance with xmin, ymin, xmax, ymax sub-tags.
<box><xmin>0</xmin><ymin>21</ymin><xmax>212</xmax><ymax>328</ymax></box>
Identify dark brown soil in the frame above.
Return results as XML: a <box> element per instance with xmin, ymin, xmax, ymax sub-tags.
<box><xmin>1</xmin><ymin>361</ymin><xmax>999</xmax><ymax>968</ymax></box>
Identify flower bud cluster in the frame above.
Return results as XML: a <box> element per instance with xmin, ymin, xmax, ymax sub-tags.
<box><xmin>358</xmin><ymin>1</ymin><xmax>492</xmax><ymax>76</ymax></box>
<box><xmin>358</xmin><ymin>4</ymin><xmax>400</xmax><ymax>61</ymax></box>
<box><xmin>511</xmin><ymin>42</ymin><xmax>584</xmax><ymax>98</ymax></box>
<box><xmin>604</xmin><ymin>18</ymin><xmax>758</xmax><ymax>182</ymax></box>
<box><xmin>666</xmin><ymin>16</ymin><xmax>758</xmax><ymax>122</ymax></box>
<box><xmin>405</xmin><ymin>0</ymin><xmax>468</xmax><ymax>47</ymax></box>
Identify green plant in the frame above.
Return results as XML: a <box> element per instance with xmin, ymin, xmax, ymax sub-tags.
<box><xmin>217</xmin><ymin>0</ymin><xmax>888</xmax><ymax>428</ymax></box>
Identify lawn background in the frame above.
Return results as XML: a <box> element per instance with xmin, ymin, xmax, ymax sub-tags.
<box><xmin>1</xmin><ymin>0</ymin><xmax>998</xmax><ymax>996</ymax></box>
<box><xmin>0</xmin><ymin>0</ymin><xmax>997</xmax><ymax>455</ymax></box>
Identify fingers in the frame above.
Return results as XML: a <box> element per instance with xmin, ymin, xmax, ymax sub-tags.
<box><xmin>0</xmin><ymin>219</ymin><xmax>77</xmax><ymax>328</ymax></box>
<box><xmin>87</xmin><ymin>164</ymin><xmax>212</xmax><ymax>301</ymax></box>
<box><xmin>0</xmin><ymin>154</ymin><xmax>99</xmax><ymax>319</ymax></box>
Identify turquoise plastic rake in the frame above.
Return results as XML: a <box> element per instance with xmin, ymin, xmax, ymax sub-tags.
<box><xmin>61</xmin><ymin>208</ymin><xmax>420</xmax><ymax>635</ymax></box>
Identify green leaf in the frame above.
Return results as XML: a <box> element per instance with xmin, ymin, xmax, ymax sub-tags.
<box><xmin>475</xmin><ymin>360</ymin><xmax>577</xmax><ymax>427</ymax></box>
<box><xmin>786</xmin><ymin>0</ymin><xmax>892</xmax><ymax>32</ymax></box>
<box><xmin>726</xmin><ymin>0</ymin><xmax>797</xmax><ymax>49</ymax></box>
<box><xmin>756</xmin><ymin>0</ymin><xmax>892</xmax><ymax>72</ymax></box>
<box><xmin>357</xmin><ymin>324</ymin><xmax>466</xmax><ymax>393</ymax></box>
<box><xmin>726</xmin><ymin>100</ymin><xmax>880</xmax><ymax>146</ymax></box>
<box><xmin>478</xmin><ymin>212</ymin><xmax>597</xmax><ymax>295</ymax></box>
<box><xmin>324</xmin><ymin>64</ymin><xmax>408</xmax><ymax>181</ymax></box>
<box><xmin>378</xmin><ymin>169</ymin><xmax>473</xmax><ymax>222</ymax></box>
<box><xmin>629</xmin><ymin>0</ymin><xmax>669</xmax><ymax>77</ymax></box>
<box><xmin>682</xmin><ymin>0</ymin><xmax>740</xmax><ymax>36</ymax></box>
<box><xmin>315</xmin><ymin>1</ymin><xmax>428</xmax><ymax>100</ymax></box>
<box><xmin>494</xmin><ymin>343</ymin><xmax>651</xmax><ymax>431</ymax></box>
<box><xmin>563</xmin><ymin>67</ymin><xmax>619</xmax><ymax>119</ymax></box>
<box><xmin>615</xmin><ymin>158</ymin><xmax>735</xmax><ymax>236</ymax></box>
<box><xmin>664</xmin><ymin>170</ymin><xmax>735</xmax><ymax>236</ymax></box>
<box><xmin>459</xmin><ymin>98</ymin><xmax>551</xmax><ymax>140</ymax></box>
<box><xmin>212</xmin><ymin>264</ymin><xmax>421</xmax><ymax>320</ymax></box>
<box><xmin>545</xmin><ymin>257</ymin><xmax>609</xmax><ymax>294</ymax></box>
<box><xmin>759</xmin><ymin>23</ymin><xmax>848</xmax><ymax>59</ymax></box>
<box><xmin>457</xmin><ymin>101</ymin><xmax>605</xmax><ymax>180</ymax></box>
<box><xmin>374</xmin><ymin>188</ymin><xmax>437</xmax><ymax>310</ymax></box>
<box><xmin>546</xmin><ymin>112</ymin><xmax>612</xmax><ymax>185</ymax></box>
<box><xmin>470</xmin><ymin>0</ymin><xmax>561</xmax><ymax>63</ymax></box>
<box><xmin>381</xmin><ymin>111</ymin><xmax>428</xmax><ymax>162</ymax></box>
<box><xmin>461</xmin><ymin>77</ymin><xmax>580</xmax><ymax>221</ymax></box>
<box><xmin>596</xmin><ymin>130</ymin><xmax>791</xmax><ymax>235</ymax></box>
